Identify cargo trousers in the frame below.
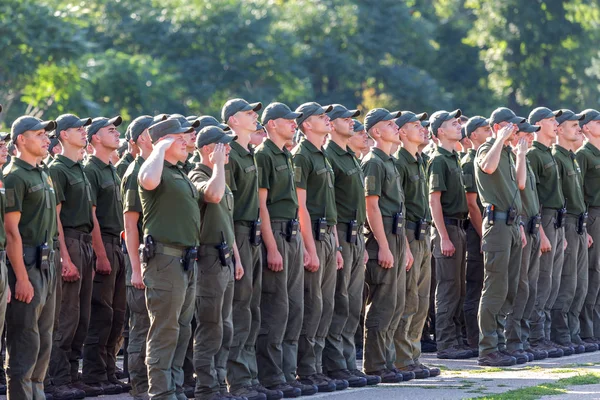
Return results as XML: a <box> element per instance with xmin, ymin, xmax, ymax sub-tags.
<box><xmin>581</xmin><ymin>207</ymin><xmax>600</xmax><ymax>340</ymax></box>
<box><xmin>463</xmin><ymin>223</ymin><xmax>484</xmax><ymax>348</ymax></box>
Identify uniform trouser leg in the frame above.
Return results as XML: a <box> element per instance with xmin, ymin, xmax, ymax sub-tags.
<box><xmin>522</xmin><ymin>233</ymin><xmax>541</xmax><ymax>348</ymax></box>
<box><xmin>323</xmin><ymin>227</ymin><xmax>364</xmax><ymax>373</ymax></box>
<box><xmin>478</xmin><ymin>222</ymin><xmax>522</xmax><ymax>356</ymax></box>
<box><xmin>225</xmin><ymin>226</ymin><xmax>262</xmax><ymax>391</ymax></box>
<box><xmin>464</xmin><ymin>224</ymin><xmax>483</xmax><ymax>348</ymax></box>
<box><xmin>83</xmin><ymin>240</ymin><xmax>126</xmax><ymax>383</ymax></box>
<box><xmin>6</xmin><ymin>258</ymin><xmax>54</xmax><ymax>400</ymax></box>
<box><xmin>183</xmin><ymin>318</ymin><xmax>196</xmax><ymax>385</ymax></box>
<box><xmin>529</xmin><ymin>215</ymin><xmax>561</xmax><ymax>344</ymax></box>
<box><xmin>0</xmin><ymin>261</ymin><xmax>7</xmax><ymax>374</ymax></box>
<box><xmin>506</xmin><ymin>231</ymin><xmax>540</xmax><ymax>351</ymax></box>
<box><xmin>49</xmin><ymin>236</ymin><xmax>93</xmax><ymax>386</ymax></box>
<box><xmin>432</xmin><ymin>225</ymin><xmax>466</xmax><ymax>351</ymax></box>
<box><xmin>127</xmin><ymin>285</ymin><xmax>150</xmax><ymax>395</ymax></box>
<box><xmin>363</xmin><ymin>224</ymin><xmax>402</xmax><ymax>373</ymax></box>
<box><xmin>257</xmin><ymin>229</ymin><xmax>303</xmax><ymax>387</ymax></box>
<box><xmin>581</xmin><ymin>210</ymin><xmax>600</xmax><ymax>339</ymax></box>
<box><xmin>386</xmin><ymin>233</ymin><xmax>406</xmax><ymax>370</ymax></box>
<box><xmin>570</xmin><ymin>229</ymin><xmax>588</xmax><ymax>345</ymax></box>
<box><xmin>546</xmin><ymin>226</ymin><xmax>565</xmax><ymax>340</ymax></box>
<box><xmin>194</xmin><ymin>253</ymin><xmax>234</xmax><ymax>400</ymax></box>
<box><xmin>248</xmin><ymin>237</ymin><xmax>263</xmax><ymax>385</ymax></box>
<box><xmin>314</xmin><ymin>232</ymin><xmax>336</xmax><ymax>374</ymax></box>
<box><xmin>551</xmin><ymin>222</ymin><xmax>584</xmax><ymax>344</ymax></box>
<box><xmin>46</xmin><ymin>247</ymin><xmax>61</xmax><ymax>387</ymax></box>
<box><xmin>70</xmin><ymin>239</ymin><xmax>95</xmax><ymax>382</ymax></box>
<box><xmin>394</xmin><ymin>229</ymin><xmax>430</xmax><ymax>367</ymax></box>
<box><xmin>144</xmin><ymin>253</ymin><xmax>196</xmax><ymax>400</ymax></box>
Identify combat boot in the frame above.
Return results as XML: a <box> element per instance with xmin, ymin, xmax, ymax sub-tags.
<box><xmin>478</xmin><ymin>351</ymin><xmax>516</xmax><ymax>366</ymax></box>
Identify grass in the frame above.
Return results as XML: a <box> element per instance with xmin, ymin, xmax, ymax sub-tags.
<box><xmin>551</xmin><ymin>368</ymin><xmax>577</xmax><ymax>374</ymax></box>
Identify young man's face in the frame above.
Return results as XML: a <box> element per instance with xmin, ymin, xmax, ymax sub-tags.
<box><xmin>19</xmin><ymin>129</ymin><xmax>51</xmax><ymax>158</ymax></box>
<box><xmin>232</xmin><ymin>110</ymin><xmax>258</xmax><ymax>132</ymax></box>
<box><xmin>64</xmin><ymin>125</ymin><xmax>87</xmax><ymax>148</ymax></box>
<box><xmin>400</xmin><ymin>121</ymin><xmax>422</xmax><ymax>146</ymax></box>
<box><xmin>331</xmin><ymin>117</ymin><xmax>354</xmax><ymax>137</ymax></box>
<box><xmin>95</xmin><ymin>124</ymin><xmax>120</xmax><ymax>150</ymax></box>
<box><xmin>304</xmin><ymin>113</ymin><xmax>331</xmax><ymax>136</ymax></box>
<box><xmin>376</xmin><ymin>119</ymin><xmax>401</xmax><ymax>145</ymax></box>
<box><xmin>162</xmin><ymin>133</ymin><xmax>189</xmax><ymax>163</ymax></box>
<box><xmin>348</xmin><ymin>129</ymin><xmax>368</xmax><ymax>152</ymax></box>
<box><xmin>537</xmin><ymin>117</ymin><xmax>559</xmax><ymax>139</ymax></box>
<box><xmin>583</xmin><ymin>120</ymin><xmax>600</xmax><ymax>138</ymax></box>
<box><xmin>0</xmin><ymin>140</ymin><xmax>8</xmax><ymax>165</ymax></box>
<box><xmin>438</xmin><ymin>118</ymin><xmax>462</xmax><ymax>142</ymax></box>
<box><xmin>558</xmin><ymin>120</ymin><xmax>581</xmax><ymax>143</ymax></box>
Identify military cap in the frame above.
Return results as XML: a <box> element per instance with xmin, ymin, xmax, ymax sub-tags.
<box><xmin>11</xmin><ymin>116</ymin><xmax>57</xmax><ymax>142</ymax></box>
<box><xmin>261</xmin><ymin>102</ymin><xmax>302</xmax><ymax>126</ymax></box>
<box><xmin>327</xmin><ymin>104</ymin><xmax>360</xmax><ymax>121</ymax></box>
<box><xmin>579</xmin><ymin>109</ymin><xmax>600</xmax><ymax>127</ymax></box>
<box><xmin>48</xmin><ymin>136</ymin><xmax>61</xmax><ymax>153</ymax></box>
<box><xmin>55</xmin><ymin>114</ymin><xmax>92</xmax><ymax>139</ymax></box>
<box><xmin>0</xmin><ymin>132</ymin><xmax>9</xmax><ymax>142</ymax></box>
<box><xmin>421</xmin><ymin>120</ymin><xmax>430</xmax><ymax>128</ymax></box>
<box><xmin>464</xmin><ymin>116</ymin><xmax>490</xmax><ymax>138</ymax></box>
<box><xmin>353</xmin><ymin>119</ymin><xmax>365</xmax><ymax>132</ymax></box>
<box><xmin>555</xmin><ymin>109</ymin><xmax>585</xmax><ymax>125</ymax></box>
<box><xmin>256</xmin><ymin>122</ymin><xmax>265</xmax><ymax>131</ymax></box>
<box><xmin>489</xmin><ymin>107</ymin><xmax>526</xmax><ymax>128</ymax></box>
<box><xmin>196</xmin><ymin>126</ymin><xmax>237</xmax><ymax>148</ymax></box>
<box><xmin>517</xmin><ymin>121</ymin><xmax>541</xmax><ymax>133</ymax></box>
<box><xmin>168</xmin><ymin>114</ymin><xmax>199</xmax><ymax>129</ymax></box>
<box><xmin>528</xmin><ymin>107</ymin><xmax>562</xmax><ymax>125</ymax></box>
<box><xmin>222</xmin><ymin>98</ymin><xmax>262</xmax><ymax>123</ymax></box>
<box><xmin>86</xmin><ymin>116</ymin><xmax>122</xmax><ymax>142</ymax></box>
<box><xmin>460</xmin><ymin>126</ymin><xmax>467</xmax><ymax>140</ymax></box>
<box><xmin>197</xmin><ymin>116</ymin><xmax>230</xmax><ymax>132</ymax></box>
<box><xmin>148</xmin><ymin>119</ymin><xmax>194</xmax><ymax>143</ymax></box>
<box><xmin>364</xmin><ymin>108</ymin><xmax>402</xmax><ymax>132</ymax></box>
<box><xmin>126</xmin><ymin>115</ymin><xmax>160</xmax><ymax>142</ymax></box>
<box><xmin>295</xmin><ymin>102</ymin><xmax>334</xmax><ymax>127</ymax></box>
<box><xmin>396</xmin><ymin>111</ymin><xmax>428</xmax><ymax>129</ymax></box>
<box><xmin>428</xmin><ymin>109</ymin><xmax>461</xmax><ymax>137</ymax></box>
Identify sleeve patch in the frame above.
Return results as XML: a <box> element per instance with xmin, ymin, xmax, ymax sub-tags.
<box><xmin>430</xmin><ymin>173</ymin><xmax>440</xmax><ymax>188</ymax></box>
<box><xmin>294</xmin><ymin>166</ymin><xmax>302</xmax><ymax>183</ymax></box>
<box><xmin>365</xmin><ymin>175</ymin><xmax>376</xmax><ymax>191</ymax></box>
<box><xmin>6</xmin><ymin>188</ymin><xmax>14</xmax><ymax>208</ymax></box>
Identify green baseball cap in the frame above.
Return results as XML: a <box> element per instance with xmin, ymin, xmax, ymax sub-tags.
<box><xmin>396</xmin><ymin>111</ymin><xmax>428</xmax><ymax>129</ymax></box>
<box><xmin>353</xmin><ymin>119</ymin><xmax>365</xmax><ymax>132</ymax></box>
<box><xmin>0</xmin><ymin>132</ymin><xmax>10</xmax><ymax>142</ymax></box>
<box><xmin>421</xmin><ymin>120</ymin><xmax>430</xmax><ymax>128</ymax></box>
<box><xmin>256</xmin><ymin>122</ymin><xmax>265</xmax><ymax>131</ymax></box>
<box><xmin>148</xmin><ymin>119</ymin><xmax>195</xmax><ymax>143</ymax></box>
<box><xmin>528</xmin><ymin>107</ymin><xmax>562</xmax><ymax>125</ymax></box>
<box><xmin>11</xmin><ymin>116</ymin><xmax>57</xmax><ymax>142</ymax></box>
<box><xmin>464</xmin><ymin>116</ymin><xmax>490</xmax><ymax>138</ymax></box>
<box><xmin>489</xmin><ymin>107</ymin><xmax>525</xmax><ymax>126</ymax></box>
<box><xmin>86</xmin><ymin>116</ymin><xmax>123</xmax><ymax>142</ymax></box>
<box><xmin>428</xmin><ymin>109</ymin><xmax>461</xmax><ymax>137</ymax></box>
<box><xmin>221</xmin><ymin>98</ymin><xmax>262</xmax><ymax>123</ymax></box>
<box><xmin>55</xmin><ymin>114</ymin><xmax>92</xmax><ymax>138</ymax></box>
<box><xmin>195</xmin><ymin>126</ymin><xmax>237</xmax><ymax>148</ymax></box>
<box><xmin>126</xmin><ymin>115</ymin><xmax>153</xmax><ymax>142</ymax></box>
<box><xmin>48</xmin><ymin>136</ymin><xmax>61</xmax><ymax>153</ymax></box>
<box><xmin>517</xmin><ymin>121</ymin><xmax>541</xmax><ymax>133</ymax></box>
<box><xmin>295</xmin><ymin>102</ymin><xmax>334</xmax><ymax>127</ymax></box>
<box><xmin>555</xmin><ymin>109</ymin><xmax>585</xmax><ymax>125</ymax></box>
<box><xmin>168</xmin><ymin>114</ymin><xmax>199</xmax><ymax>129</ymax></box>
<box><xmin>261</xmin><ymin>102</ymin><xmax>302</xmax><ymax>126</ymax></box>
<box><xmin>579</xmin><ymin>109</ymin><xmax>600</xmax><ymax>127</ymax></box>
<box><xmin>364</xmin><ymin>108</ymin><xmax>402</xmax><ymax>132</ymax></box>
<box><xmin>327</xmin><ymin>104</ymin><xmax>360</xmax><ymax>121</ymax></box>
<box><xmin>197</xmin><ymin>116</ymin><xmax>230</xmax><ymax>132</ymax></box>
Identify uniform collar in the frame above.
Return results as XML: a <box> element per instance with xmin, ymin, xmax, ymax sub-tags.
<box><xmin>195</xmin><ymin>163</ymin><xmax>213</xmax><ymax>176</ymax></box>
<box><xmin>532</xmin><ymin>140</ymin><xmax>552</xmax><ymax>152</ymax></box>
<box><xmin>300</xmin><ymin>138</ymin><xmax>323</xmax><ymax>154</ymax></box>
<box><xmin>325</xmin><ymin>140</ymin><xmax>350</xmax><ymax>156</ymax></box>
<box><xmin>436</xmin><ymin>145</ymin><xmax>459</xmax><ymax>159</ymax></box>
<box><xmin>230</xmin><ymin>140</ymin><xmax>252</xmax><ymax>156</ymax></box>
<box><xmin>584</xmin><ymin>141</ymin><xmax>600</xmax><ymax>156</ymax></box>
<box><xmin>124</xmin><ymin>153</ymin><xmax>134</xmax><ymax>164</ymax></box>
<box><xmin>89</xmin><ymin>155</ymin><xmax>110</xmax><ymax>169</ymax></box>
<box><xmin>55</xmin><ymin>154</ymin><xmax>79</xmax><ymax>168</ymax></box>
<box><xmin>13</xmin><ymin>157</ymin><xmax>37</xmax><ymax>171</ymax></box>
<box><xmin>264</xmin><ymin>138</ymin><xmax>285</xmax><ymax>155</ymax></box>
<box><xmin>397</xmin><ymin>147</ymin><xmax>418</xmax><ymax>164</ymax></box>
<box><xmin>135</xmin><ymin>155</ymin><xmax>146</xmax><ymax>164</ymax></box>
<box><xmin>553</xmin><ymin>144</ymin><xmax>571</xmax><ymax>157</ymax></box>
<box><xmin>372</xmin><ymin>147</ymin><xmax>394</xmax><ymax>161</ymax></box>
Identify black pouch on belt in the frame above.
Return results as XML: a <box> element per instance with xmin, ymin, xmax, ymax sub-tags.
<box><xmin>486</xmin><ymin>205</ymin><xmax>495</xmax><ymax>226</ymax></box>
<box><xmin>347</xmin><ymin>219</ymin><xmax>358</xmax><ymax>244</ymax></box>
<box><xmin>506</xmin><ymin>207</ymin><xmax>518</xmax><ymax>225</ymax></box>
<box><xmin>415</xmin><ymin>219</ymin><xmax>428</xmax><ymax>241</ymax></box>
<box><xmin>578</xmin><ymin>212</ymin><xmax>588</xmax><ymax>235</ymax></box>
<box><xmin>555</xmin><ymin>202</ymin><xmax>567</xmax><ymax>229</ymax></box>
<box><xmin>251</xmin><ymin>219</ymin><xmax>262</xmax><ymax>246</ymax></box>
<box><xmin>142</xmin><ymin>234</ymin><xmax>155</xmax><ymax>263</ymax></box>
<box><xmin>37</xmin><ymin>242</ymin><xmax>51</xmax><ymax>271</ymax></box>
<box><xmin>216</xmin><ymin>232</ymin><xmax>231</xmax><ymax>266</ymax></box>
<box><xmin>529</xmin><ymin>214</ymin><xmax>541</xmax><ymax>235</ymax></box>
<box><xmin>392</xmin><ymin>210</ymin><xmax>404</xmax><ymax>235</ymax></box>
<box><xmin>183</xmin><ymin>247</ymin><xmax>198</xmax><ymax>271</ymax></box>
<box><xmin>314</xmin><ymin>217</ymin><xmax>327</xmax><ymax>241</ymax></box>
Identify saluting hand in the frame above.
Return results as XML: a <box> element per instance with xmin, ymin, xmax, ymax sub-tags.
<box><xmin>498</xmin><ymin>123</ymin><xmax>516</xmax><ymax>142</ymax></box>
<box><xmin>210</xmin><ymin>143</ymin><xmax>227</xmax><ymax>165</ymax></box>
<box><xmin>516</xmin><ymin>138</ymin><xmax>528</xmax><ymax>156</ymax></box>
<box><xmin>15</xmin><ymin>278</ymin><xmax>34</xmax><ymax>304</ymax></box>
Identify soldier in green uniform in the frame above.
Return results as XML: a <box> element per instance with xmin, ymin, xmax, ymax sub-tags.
<box><xmin>551</xmin><ymin>110</ymin><xmax>596</xmax><ymax>353</ymax></box>
<box><xmin>137</xmin><ymin>119</ymin><xmax>197</xmax><ymax>399</ymax></box>
<box><xmin>347</xmin><ymin>120</ymin><xmax>368</xmax><ymax>158</ymax></box>
<box><xmin>474</xmin><ymin>108</ymin><xmax>527</xmax><ymax>366</ymax></box>
<box><xmin>577</xmin><ymin>109</ymin><xmax>600</xmax><ymax>346</ymax></box>
<box><xmin>82</xmin><ymin>116</ymin><xmax>128</xmax><ymax>394</ymax></box>
<box><xmin>0</xmin><ymin>107</ymin><xmax>10</xmax><ymax>396</ymax></box>
<box><xmin>527</xmin><ymin>107</ymin><xmax>568</xmax><ymax>357</ymax></box>
<box><xmin>220</xmin><ymin>100</ymin><xmax>284</xmax><ymax>400</ymax></box>
<box><xmin>47</xmin><ymin>135</ymin><xmax>62</xmax><ymax>161</ymax></box>
<box><xmin>121</xmin><ymin>115</ymin><xmax>164</xmax><ymax>399</ymax></box>
<box><xmin>504</xmin><ymin>122</ymin><xmax>548</xmax><ymax>361</ymax></box>
<box><xmin>189</xmin><ymin>126</ymin><xmax>246</xmax><ymax>400</ymax></box>
<box><xmin>427</xmin><ymin>110</ymin><xmax>472</xmax><ymax>360</ymax></box>
<box><xmin>393</xmin><ymin>111</ymin><xmax>440</xmax><ymax>379</ymax></box>
<box><xmin>461</xmin><ymin>117</ymin><xmax>491</xmax><ymax>352</ymax></box>
<box><xmin>255</xmin><ymin>103</ymin><xmax>316</xmax><ymax>398</ymax></box>
<box><xmin>115</xmin><ymin>133</ymin><xmax>137</xmax><ymax>179</ymax></box>
<box><xmin>4</xmin><ymin>115</ymin><xmax>57</xmax><ymax>399</ymax></box>
<box><xmin>167</xmin><ymin>115</ymin><xmax>200</xmax><ymax>174</ymax></box>
<box><xmin>361</xmin><ymin>108</ymin><xmax>411</xmax><ymax>383</ymax></box>
<box><xmin>292</xmin><ymin>102</ymin><xmax>345</xmax><ymax>393</ymax></box>
<box><xmin>46</xmin><ymin>114</ymin><xmax>103</xmax><ymax>399</ymax></box>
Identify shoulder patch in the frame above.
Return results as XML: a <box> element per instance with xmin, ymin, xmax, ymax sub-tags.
<box><xmin>430</xmin><ymin>173</ymin><xmax>440</xmax><ymax>188</ymax></box>
<box><xmin>365</xmin><ymin>175</ymin><xmax>375</xmax><ymax>191</ymax></box>
<box><xmin>294</xmin><ymin>166</ymin><xmax>302</xmax><ymax>183</ymax></box>
<box><xmin>5</xmin><ymin>188</ymin><xmax>14</xmax><ymax>208</ymax></box>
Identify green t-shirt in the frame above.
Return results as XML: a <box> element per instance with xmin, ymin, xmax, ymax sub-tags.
<box><xmin>49</xmin><ymin>154</ymin><xmax>94</xmax><ymax>234</ymax></box>
<box><xmin>527</xmin><ymin>141</ymin><xmax>565</xmax><ymax>210</ymax></box>
<box><xmin>427</xmin><ymin>146</ymin><xmax>468</xmax><ymax>218</ymax></box>
<box><xmin>324</xmin><ymin>141</ymin><xmax>366</xmax><ymax>225</ymax></box>
<box><xmin>475</xmin><ymin>138</ymin><xmax>522</xmax><ymax>213</ymax></box>
<box><xmin>521</xmin><ymin>158</ymin><xmax>540</xmax><ymax>218</ymax></box>
<box><xmin>292</xmin><ymin>139</ymin><xmax>337</xmax><ymax>226</ymax></box>
<box><xmin>189</xmin><ymin>164</ymin><xmax>235</xmax><ymax>246</ymax></box>
<box><xmin>115</xmin><ymin>152</ymin><xmax>135</xmax><ymax>179</ymax></box>
<box><xmin>226</xmin><ymin>141</ymin><xmax>260</xmax><ymax>223</ymax></box>
<box><xmin>553</xmin><ymin>145</ymin><xmax>585</xmax><ymax>216</ymax></box>
<box><xmin>576</xmin><ymin>142</ymin><xmax>600</xmax><ymax>208</ymax></box>
<box><xmin>361</xmin><ymin>147</ymin><xmax>405</xmax><ymax>218</ymax></box>
<box><xmin>460</xmin><ymin>149</ymin><xmax>483</xmax><ymax>214</ymax></box>
<box><xmin>121</xmin><ymin>156</ymin><xmax>145</xmax><ymax>238</ymax></box>
<box><xmin>139</xmin><ymin>161</ymin><xmax>201</xmax><ymax>247</ymax></box>
<box><xmin>395</xmin><ymin>147</ymin><xmax>429</xmax><ymax>222</ymax></box>
<box><xmin>255</xmin><ymin>139</ymin><xmax>298</xmax><ymax>220</ymax></box>
<box><xmin>84</xmin><ymin>156</ymin><xmax>124</xmax><ymax>237</ymax></box>
<box><xmin>3</xmin><ymin>158</ymin><xmax>57</xmax><ymax>247</ymax></box>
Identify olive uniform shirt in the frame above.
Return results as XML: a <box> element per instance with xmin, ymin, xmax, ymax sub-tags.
<box><xmin>576</xmin><ymin>142</ymin><xmax>600</xmax><ymax>207</ymax></box>
<box><xmin>226</xmin><ymin>141</ymin><xmax>259</xmax><ymax>223</ymax></box>
<box><xmin>115</xmin><ymin>152</ymin><xmax>135</xmax><ymax>179</ymax></box>
<box><xmin>84</xmin><ymin>156</ymin><xmax>124</xmax><ymax>237</ymax></box>
<box><xmin>427</xmin><ymin>146</ymin><xmax>468</xmax><ymax>219</ymax></box>
<box><xmin>3</xmin><ymin>158</ymin><xmax>57</xmax><ymax>247</ymax></box>
<box><xmin>255</xmin><ymin>139</ymin><xmax>298</xmax><ymax>220</ymax></box>
<box><xmin>521</xmin><ymin>159</ymin><xmax>541</xmax><ymax>219</ymax></box>
<box><xmin>361</xmin><ymin>147</ymin><xmax>405</xmax><ymax>218</ymax></box>
<box><xmin>292</xmin><ymin>139</ymin><xmax>337</xmax><ymax>226</ymax></box>
<box><xmin>395</xmin><ymin>147</ymin><xmax>429</xmax><ymax>223</ymax></box>
<box><xmin>553</xmin><ymin>145</ymin><xmax>585</xmax><ymax>217</ymax></box>
<box><xmin>527</xmin><ymin>141</ymin><xmax>565</xmax><ymax>210</ymax></box>
<box><xmin>324</xmin><ymin>141</ymin><xmax>366</xmax><ymax>225</ymax></box>
<box><xmin>461</xmin><ymin>149</ymin><xmax>483</xmax><ymax>215</ymax></box>
<box><xmin>49</xmin><ymin>154</ymin><xmax>94</xmax><ymax>234</ymax></box>
<box><xmin>121</xmin><ymin>156</ymin><xmax>145</xmax><ymax>286</ymax></box>
<box><xmin>189</xmin><ymin>164</ymin><xmax>235</xmax><ymax>246</ymax></box>
<box><xmin>139</xmin><ymin>161</ymin><xmax>201</xmax><ymax>247</ymax></box>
